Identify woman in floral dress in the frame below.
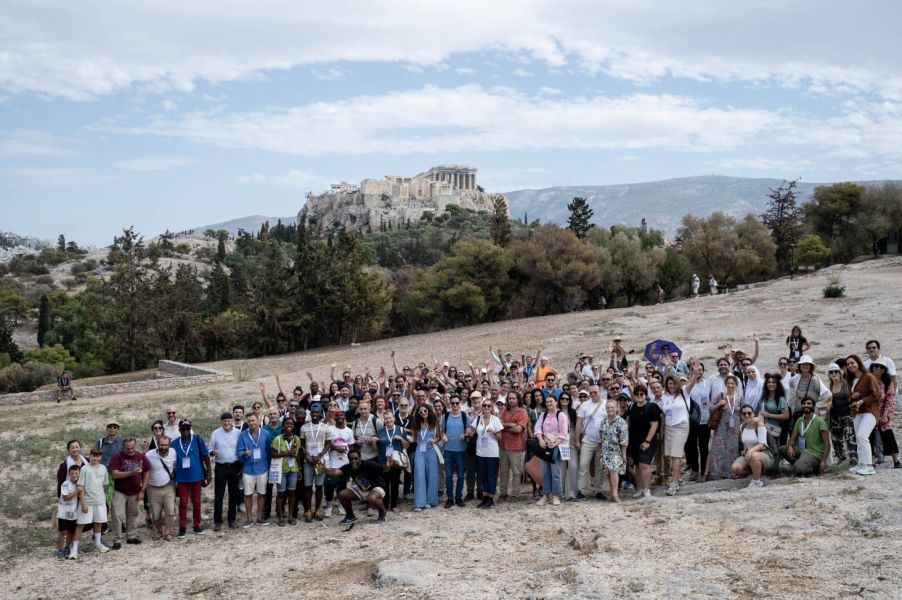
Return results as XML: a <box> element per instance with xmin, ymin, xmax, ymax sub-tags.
<box><xmin>706</xmin><ymin>374</ymin><xmax>741</xmax><ymax>480</ymax></box>
<box><xmin>599</xmin><ymin>399</ymin><xmax>629</xmax><ymax>503</ymax></box>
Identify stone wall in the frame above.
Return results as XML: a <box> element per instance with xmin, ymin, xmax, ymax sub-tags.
<box><xmin>0</xmin><ymin>360</ymin><xmax>232</xmax><ymax>406</ymax></box>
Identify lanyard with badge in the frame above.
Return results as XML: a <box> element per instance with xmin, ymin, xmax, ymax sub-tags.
<box><xmin>476</xmin><ymin>416</ymin><xmax>492</xmax><ymax>449</ymax></box>
<box><xmin>357</xmin><ymin>418</ymin><xmax>370</xmax><ymax>444</ymax></box>
<box><xmin>385</xmin><ymin>426</ymin><xmax>398</xmax><ymax>457</ymax></box>
<box><xmin>309</xmin><ymin>423</ymin><xmax>324</xmax><ymax>455</ymax></box>
<box><xmin>798</xmin><ymin>417</ymin><xmax>814</xmax><ymax>449</ymax></box>
<box><xmin>246</xmin><ymin>430</ymin><xmax>263</xmax><ymax>460</ymax></box>
<box><xmin>418</xmin><ymin>427</ymin><xmax>432</xmax><ymax>453</ymax></box>
<box><xmin>284</xmin><ymin>436</ymin><xmax>296</xmax><ymax>468</ymax></box>
<box><xmin>725</xmin><ymin>394</ymin><xmax>737</xmax><ymax>429</ymax></box>
<box><xmin>179</xmin><ymin>434</ymin><xmax>194</xmax><ymax>469</ymax></box>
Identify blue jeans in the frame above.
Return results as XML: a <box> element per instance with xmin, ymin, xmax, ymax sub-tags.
<box><xmin>540</xmin><ymin>458</ymin><xmax>562</xmax><ymax>496</ymax></box>
<box><xmin>414</xmin><ymin>445</ymin><xmax>439</xmax><ymax>508</ymax></box>
<box><xmin>476</xmin><ymin>456</ymin><xmax>499</xmax><ymax>496</ymax></box>
<box><xmin>444</xmin><ymin>450</ymin><xmax>466</xmax><ymax>500</ymax></box>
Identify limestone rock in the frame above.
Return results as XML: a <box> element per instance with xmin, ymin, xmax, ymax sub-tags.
<box><xmin>375</xmin><ymin>559</ymin><xmax>441</xmax><ymax>588</ymax></box>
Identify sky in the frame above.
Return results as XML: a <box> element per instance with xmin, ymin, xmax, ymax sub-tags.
<box><xmin>2</xmin><ymin>0</ymin><xmax>902</xmax><ymax>246</ymax></box>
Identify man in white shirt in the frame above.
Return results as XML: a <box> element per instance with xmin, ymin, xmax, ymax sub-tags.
<box><xmin>162</xmin><ymin>406</ymin><xmax>180</xmax><ymax>440</ymax></box>
<box><xmin>143</xmin><ymin>436</ymin><xmax>176</xmax><ymax>541</ymax></box>
<box><xmin>864</xmin><ymin>340</ymin><xmax>896</xmax><ymax>387</ymax></box>
<box><xmin>574</xmin><ymin>387</ymin><xmax>606</xmax><ymax>500</ymax></box>
<box><xmin>209</xmin><ymin>411</ymin><xmax>242</xmax><ymax>531</ymax></box>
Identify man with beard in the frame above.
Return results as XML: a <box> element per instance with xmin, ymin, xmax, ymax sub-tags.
<box><xmin>108</xmin><ymin>437</ymin><xmax>152</xmax><ymax>549</ymax></box>
<box><xmin>779</xmin><ymin>397</ymin><xmax>830</xmax><ymax>476</ymax></box>
<box><xmin>325</xmin><ymin>449</ymin><xmax>389</xmax><ymax>524</ymax></box>
<box><xmin>300</xmin><ymin>404</ymin><xmax>332</xmax><ymax>522</ymax></box>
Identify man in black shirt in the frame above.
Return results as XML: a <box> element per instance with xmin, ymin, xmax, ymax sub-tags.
<box><xmin>325</xmin><ymin>449</ymin><xmax>388</xmax><ymax>524</ymax></box>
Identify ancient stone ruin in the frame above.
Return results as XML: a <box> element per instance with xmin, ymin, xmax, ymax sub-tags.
<box><xmin>298</xmin><ymin>165</ymin><xmax>496</xmax><ymax>232</ymax></box>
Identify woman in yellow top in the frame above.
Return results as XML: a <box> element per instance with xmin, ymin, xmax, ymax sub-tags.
<box><xmin>271</xmin><ymin>417</ymin><xmax>301</xmax><ymax>526</ymax></box>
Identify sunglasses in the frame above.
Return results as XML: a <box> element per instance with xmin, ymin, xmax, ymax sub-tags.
<box><xmin>108</xmin><ymin>425</ymin><xmax>120</xmax><ymax>429</ymax></box>
<box><xmin>450</xmin><ymin>401</ymin><xmax>460</xmax><ymax>405</ymax></box>
<box><xmin>482</xmin><ymin>404</ymin><xmax>492</xmax><ymax>408</ymax></box>
<box><xmin>167</xmin><ymin>412</ymin><xmax>176</xmax><ymax>415</ymax></box>
<box><xmin>152</xmin><ymin>425</ymin><xmax>163</xmax><ymax>430</ymax></box>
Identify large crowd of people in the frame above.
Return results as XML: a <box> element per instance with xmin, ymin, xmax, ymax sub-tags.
<box><xmin>53</xmin><ymin>333</ymin><xmax>899</xmax><ymax>559</ymax></box>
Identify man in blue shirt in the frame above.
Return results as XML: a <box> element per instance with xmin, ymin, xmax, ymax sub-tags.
<box><xmin>237</xmin><ymin>413</ymin><xmax>271</xmax><ymax>527</ymax></box>
<box><xmin>172</xmin><ymin>419</ymin><xmax>210</xmax><ymax>538</ymax></box>
<box><xmin>209</xmin><ymin>411</ymin><xmax>242</xmax><ymax>531</ymax></box>
<box><xmin>441</xmin><ymin>397</ymin><xmax>469</xmax><ymax>508</ymax></box>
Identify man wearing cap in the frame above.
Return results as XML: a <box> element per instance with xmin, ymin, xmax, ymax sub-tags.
<box><xmin>237</xmin><ymin>413</ymin><xmax>271</xmax><ymax>527</ymax></box>
<box><xmin>463</xmin><ymin>391</ymin><xmax>483</xmax><ymax>502</ymax></box>
<box><xmin>172</xmin><ymin>419</ymin><xmax>211</xmax><ymax>538</ymax></box>
<box><xmin>779</xmin><ymin>397</ymin><xmax>830</xmax><ymax>476</ymax></box>
<box><xmin>575</xmin><ymin>386</ymin><xmax>606</xmax><ymax>500</ymax></box>
<box><xmin>534</xmin><ymin>349</ymin><xmax>553</xmax><ymax>389</ymax></box>
<box><xmin>96</xmin><ymin>421</ymin><xmax>125</xmax><ymax>468</ymax></box>
<box><xmin>336</xmin><ymin>383</ymin><xmax>352</xmax><ymax>411</ymax></box>
<box><xmin>209</xmin><ymin>411</ymin><xmax>242</xmax><ymax>531</ymax></box>
<box><xmin>579</xmin><ymin>354</ymin><xmax>595</xmax><ymax>381</ymax></box>
<box><xmin>108</xmin><ymin>437</ymin><xmax>152</xmax><ymax>549</ymax></box>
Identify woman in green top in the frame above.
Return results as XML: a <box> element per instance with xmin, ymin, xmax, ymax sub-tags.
<box><xmin>271</xmin><ymin>417</ymin><xmax>300</xmax><ymax>526</ymax></box>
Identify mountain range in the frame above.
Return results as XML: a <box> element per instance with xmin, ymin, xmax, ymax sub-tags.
<box><xmin>193</xmin><ymin>175</ymin><xmax>894</xmax><ymax>239</ymax></box>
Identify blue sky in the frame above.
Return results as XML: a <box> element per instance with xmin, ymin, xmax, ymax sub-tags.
<box><xmin>2</xmin><ymin>1</ymin><xmax>902</xmax><ymax>246</ymax></box>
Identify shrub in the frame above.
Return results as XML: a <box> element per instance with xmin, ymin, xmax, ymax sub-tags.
<box><xmin>823</xmin><ymin>274</ymin><xmax>846</xmax><ymax>298</ymax></box>
<box><xmin>23</xmin><ymin>344</ymin><xmax>77</xmax><ymax>371</ymax></box>
<box><xmin>0</xmin><ymin>361</ymin><xmax>60</xmax><ymax>393</ymax></box>
<box><xmin>73</xmin><ymin>352</ymin><xmax>105</xmax><ymax>379</ymax></box>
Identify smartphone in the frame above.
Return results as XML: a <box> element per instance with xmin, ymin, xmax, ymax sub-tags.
<box><xmin>390</xmin><ymin>350</ymin><xmax>396</xmax><ymax>358</ymax></box>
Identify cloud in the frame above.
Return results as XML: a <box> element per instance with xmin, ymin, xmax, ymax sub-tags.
<box><xmin>513</xmin><ymin>68</ymin><xmax>533</xmax><ymax>78</ymax></box>
<box><xmin>1</xmin><ymin>167</ymin><xmax>113</xmax><ymax>185</ymax></box>
<box><xmin>119</xmin><ymin>85</ymin><xmax>781</xmax><ymax>156</ymax></box>
<box><xmin>705</xmin><ymin>156</ymin><xmax>815</xmax><ymax>172</ymax></box>
<box><xmin>454</xmin><ymin>67</ymin><xmax>476</xmax><ymax>76</ymax></box>
<box><xmin>161</xmin><ymin>99</ymin><xmax>178</xmax><ymax>111</ymax></box>
<box><xmin>2</xmin><ymin>2</ymin><xmax>901</xmax><ymax>100</ymax></box>
<box><xmin>238</xmin><ymin>169</ymin><xmax>327</xmax><ymax>191</ymax></box>
<box><xmin>112</xmin><ymin>156</ymin><xmax>192</xmax><ymax>171</ymax></box>
<box><xmin>0</xmin><ymin>129</ymin><xmax>78</xmax><ymax>158</ymax></box>
<box><xmin>311</xmin><ymin>66</ymin><xmax>346</xmax><ymax>81</ymax></box>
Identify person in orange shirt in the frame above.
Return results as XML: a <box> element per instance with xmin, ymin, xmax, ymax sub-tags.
<box><xmin>534</xmin><ymin>349</ymin><xmax>553</xmax><ymax>388</ymax></box>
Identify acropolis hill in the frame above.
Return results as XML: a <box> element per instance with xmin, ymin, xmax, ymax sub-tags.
<box><xmin>298</xmin><ymin>165</ymin><xmax>495</xmax><ymax>232</ymax></box>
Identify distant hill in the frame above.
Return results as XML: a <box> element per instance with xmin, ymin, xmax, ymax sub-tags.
<box><xmin>502</xmin><ymin>175</ymin><xmax>897</xmax><ymax>237</ymax></box>
<box><xmin>194</xmin><ymin>215</ymin><xmax>296</xmax><ymax>237</ymax></box>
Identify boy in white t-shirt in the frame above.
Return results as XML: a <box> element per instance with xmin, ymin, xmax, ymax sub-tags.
<box><xmin>56</xmin><ymin>464</ymin><xmax>80</xmax><ymax>560</ymax></box>
<box><xmin>69</xmin><ymin>448</ymin><xmax>111</xmax><ymax>559</ymax></box>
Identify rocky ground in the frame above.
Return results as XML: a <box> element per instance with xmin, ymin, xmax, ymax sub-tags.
<box><xmin>2</xmin><ymin>257</ymin><xmax>900</xmax><ymax>599</ymax></box>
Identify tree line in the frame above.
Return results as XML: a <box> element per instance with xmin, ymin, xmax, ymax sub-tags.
<box><xmin>1</xmin><ymin>180</ymin><xmax>901</xmax><ymax>390</ymax></box>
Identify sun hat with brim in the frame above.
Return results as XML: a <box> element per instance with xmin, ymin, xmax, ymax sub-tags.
<box><xmin>797</xmin><ymin>355</ymin><xmax>815</xmax><ymax>367</ymax></box>
<box><xmin>826</xmin><ymin>363</ymin><xmax>841</xmax><ymax>373</ymax></box>
<box><xmin>870</xmin><ymin>357</ymin><xmax>890</xmax><ymax>369</ymax></box>
<box><xmin>577</xmin><ymin>390</ymin><xmax>589</xmax><ymax>397</ymax></box>
<box><xmin>469</xmin><ymin>391</ymin><xmax>482</xmax><ymax>399</ymax></box>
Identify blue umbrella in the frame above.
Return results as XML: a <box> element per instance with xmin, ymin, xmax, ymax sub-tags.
<box><xmin>644</xmin><ymin>340</ymin><xmax>682</xmax><ymax>366</ymax></box>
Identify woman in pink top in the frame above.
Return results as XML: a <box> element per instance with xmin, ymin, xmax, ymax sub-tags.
<box><xmin>536</xmin><ymin>395</ymin><xmax>569</xmax><ymax>506</ymax></box>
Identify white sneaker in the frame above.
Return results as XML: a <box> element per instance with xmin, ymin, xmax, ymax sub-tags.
<box><xmin>95</xmin><ymin>544</ymin><xmax>110</xmax><ymax>554</ymax></box>
<box><xmin>641</xmin><ymin>488</ymin><xmax>652</xmax><ymax>498</ymax></box>
<box><xmin>536</xmin><ymin>496</ymin><xmax>547</xmax><ymax>506</ymax></box>
<box><xmin>849</xmin><ymin>464</ymin><xmax>863</xmax><ymax>474</ymax></box>
<box><xmin>323</xmin><ymin>504</ymin><xmax>332</xmax><ymax>518</ymax></box>
<box><xmin>631</xmin><ymin>489</ymin><xmax>644</xmax><ymax>499</ymax></box>
<box><xmin>748</xmin><ymin>479</ymin><xmax>764</xmax><ymax>488</ymax></box>
<box><xmin>336</xmin><ymin>501</ymin><xmax>345</xmax><ymax>516</ymax></box>
<box><xmin>857</xmin><ymin>465</ymin><xmax>876</xmax><ymax>476</ymax></box>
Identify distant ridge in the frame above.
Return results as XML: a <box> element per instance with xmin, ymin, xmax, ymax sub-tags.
<box><xmin>194</xmin><ymin>215</ymin><xmax>296</xmax><ymax>237</ymax></box>
<box><xmin>502</xmin><ymin>175</ymin><xmax>895</xmax><ymax>236</ymax></box>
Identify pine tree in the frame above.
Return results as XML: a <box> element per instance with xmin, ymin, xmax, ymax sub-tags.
<box><xmin>58</xmin><ymin>234</ymin><xmax>66</xmax><ymax>253</ymax></box>
<box><xmin>760</xmin><ymin>179</ymin><xmax>803</xmax><ymax>270</ymax></box>
<box><xmin>490</xmin><ymin>194</ymin><xmax>512</xmax><ymax>247</ymax></box>
<box><xmin>37</xmin><ymin>294</ymin><xmax>50</xmax><ymax>348</ymax></box>
<box><xmin>567</xmin><ymin>196</ymin><xmax>594</xmax><ymax>240</ymax></box>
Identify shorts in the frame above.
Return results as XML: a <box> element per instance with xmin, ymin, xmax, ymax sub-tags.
<box><xmin>76</xmin><ymin>503</ymin><xmax>107</xmax><ymax>525</ymax></box>
<box><xmin>243</xmin><ymin>473</ymin><xmax>268</xmax><ymax>496</ymax></box>
<box><xmin>147</xmin><ymin>483</ymin><xmax>176</xmax><ymax>518</ymax></box>
<box><xmin>57</xmin><ymin>517</ymin><xmax>77</xmax><ymax>533</ymax></box>
<box><xmin>348</xmin><ymin>483</ymin><xmax>385</xmax><ymax>501</ymax></box>
<box><xmin>734</xmin><ymin>452</ymin><xmax>774</xmax><ymax>472</ymax></box>
<box><xmin>303</xmin><ymin>462</ymin><xmax>325</xmax><ymax>487</ymax></box>
<box><xmin>277</xmin><ymin>471</ymin><xmax>298</xmax><ymax>492</ymax></box>
<box><xmin>629</xmin><ymin>441</ymin><xmax>657</xmax><ymax>465</ymax></box>
<box><xmin>664</xmin><ymin>421</ymin><xmax>690</xmax><ymax>457</ymax></box>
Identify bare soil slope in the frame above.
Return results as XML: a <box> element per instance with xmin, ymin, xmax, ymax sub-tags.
<box><xmin>2</xmin><ymin>258</ymin><xmax>900</xmax><ymax>599</ymax></box>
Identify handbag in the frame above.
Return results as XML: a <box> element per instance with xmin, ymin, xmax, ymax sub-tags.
<box><xmin>707</xmin><ymin>404</ymin><xmax>724</xmax><ymax>430</ymax></box>
<box><xmin>526</xmin><ymin>437</ymin><xmax>555</xmax><ymax>463</ymax></box>
<box><xmin>681</xmin><ymin>392</ymin><xmax>701</xmax><ymax>427</ymax></box>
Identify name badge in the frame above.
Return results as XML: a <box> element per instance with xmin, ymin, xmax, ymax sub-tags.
<box><xmin>181</xmin><ymin>457</ymin><xmax>191</xmax><ymax>469</ymax></box>
<box><xmin>417</xmin><ymin>443</ymin><xmax>427</xmax><ymax>453</ymax></box>
<box><xmin>665</xmin><ymin>409</ymin><xmax>673</xmax><ymax>420</ymax></box>
<box><xmin>798</xmin><ymin>438</ymin><xmax>806</xmax><ymax>449</ymax></box>
<box><xmin>287</xmin><ymin>457</ymin><xmax>296</xmax><ymax>468</ymax></box>
<box><xmin>253</xmin><ymin>448</ymin><xmax>261</xmax><ymax>460</ymax></box>
<box><xmin>310</xmin><ymin>445</ymin><xmax>320</xmax><ymax>456</ymax></box>
<box><xmin>385</xmin><ymin>445</ymin><xmax>394</xmax><ymax>457</ymax></box>
<box><xmin>479</xmin><ymin>436</ymin><xmax>490</xmax><ymax>448</ymax></box>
